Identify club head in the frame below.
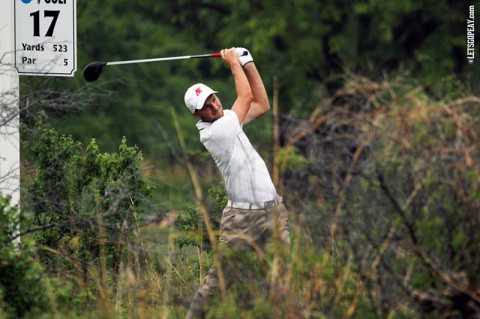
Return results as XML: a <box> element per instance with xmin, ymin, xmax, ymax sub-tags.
<box><xmin>83</xmin><ymin>62</ymin><xmax>107</xmax><ymax>82</ymax></box>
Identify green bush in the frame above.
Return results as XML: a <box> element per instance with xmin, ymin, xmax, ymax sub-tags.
<box><xmin>23</xmin><ymin>115</ymin><xmax>153</xmax><ymax>277</ymax></box>
<box><xmin>0</xmin><ymin>195</ymin><xmax>48</xmax><ymax>318</ymax></box>
<box><xmin>175</xmin><ymin>182</ymin><xmax>227</xmax><ymax>251</ymax></box>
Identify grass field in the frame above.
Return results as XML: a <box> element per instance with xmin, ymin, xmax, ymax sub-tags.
<box><xmin>19</xmin><ymin>220</ymin><xmax>373</xmax><ymax>319</ymax></box>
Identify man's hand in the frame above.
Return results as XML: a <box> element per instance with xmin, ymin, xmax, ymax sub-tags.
<box><xmin>235</xmin><ymin>47</ymin><xmax>254</xmax><ymax>67</ymax></box>
<box><xmin>221</xmin><ymin>48</ymin><xmax>242</xmax><ymax>67</ymax></box>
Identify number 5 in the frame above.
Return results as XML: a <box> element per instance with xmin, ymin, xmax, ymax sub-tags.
<box><xmin>64</xmin><ymin>59</ymin><xmax>68</xmax><ymax>66</ymax></box>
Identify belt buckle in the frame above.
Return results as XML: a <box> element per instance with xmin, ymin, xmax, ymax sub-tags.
<box><xmin>264</xmin><ymin>199</ymin><xmax>275</xmax><ymax>209</ymax></box>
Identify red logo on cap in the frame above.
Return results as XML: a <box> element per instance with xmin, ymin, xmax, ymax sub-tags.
<box><xmin>195</xmin><ymin>87</ymin><xmax>202</xmax><ymax>96</ymax></box>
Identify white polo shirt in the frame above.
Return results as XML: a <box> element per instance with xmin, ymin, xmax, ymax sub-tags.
<box><xmin>196</xmin><ymin>110</ymin><xmax>277</xmax><ymax>203</ymax></box>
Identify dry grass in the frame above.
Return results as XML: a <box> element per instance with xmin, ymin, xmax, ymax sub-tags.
<box><xmin>33</xmin><ymin>219</ymin><xmax>370</xmax><ymax>319</ymax></box>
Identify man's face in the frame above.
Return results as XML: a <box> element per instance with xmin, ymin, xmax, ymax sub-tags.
<box><xmin>193</xmin><ymin>94</ymin><xmax>224</xmax><ymax>122</ymax></box>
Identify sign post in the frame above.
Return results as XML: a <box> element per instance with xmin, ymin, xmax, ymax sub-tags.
<box><xmin>0</xmin><ymin>0</ymin><xmax>76</xmax><ymax>243</ymax></box>
<box><xmin>14</xmin><ymin>0</ymin><xmax>77</xmax><ymax>76</ymax></box>
<box><xmin>1</xmin><ymin>1</ymin><xmax>21</xmax><ymax>242</ymax></box>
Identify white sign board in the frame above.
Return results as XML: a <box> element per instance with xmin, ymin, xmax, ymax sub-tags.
<box><xmin>14</xmin><ymin>0</ymin><xmax>76</xmax><ymax>76</ymax></box>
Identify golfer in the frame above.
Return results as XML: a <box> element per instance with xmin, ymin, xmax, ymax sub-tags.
<box><xmin>184</xmin><ymin>47</ymin><xmax>290</xmax><ymax>318</ymax></box>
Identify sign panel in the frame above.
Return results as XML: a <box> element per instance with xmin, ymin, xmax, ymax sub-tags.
<box><xmin>14</xmin><ymin>0</ymin><xmax>76</xmax><ymax>76</ymax></box>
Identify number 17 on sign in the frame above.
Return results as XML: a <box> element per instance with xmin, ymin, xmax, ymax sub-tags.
<box><xmin>30</xmin><ymin>10</ymin><xmax>59</xmax><ymax>37</ymax></box>
<box><xmin>14</xmin><ymin>0</ymin><xmax>76</xmax><ymax>76</ymax></box>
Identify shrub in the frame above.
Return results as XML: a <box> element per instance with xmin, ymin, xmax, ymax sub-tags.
<box><xmin>23</xmin><ymin>115</ymin><xmax>153</xmax><ymax>280</ymax></box>
<box><xmin>0</xmin><ymin>195</ymin><xmax>48</xmax><ymax>318</ymax></box>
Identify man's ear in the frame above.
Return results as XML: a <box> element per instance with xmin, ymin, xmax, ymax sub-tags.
<box><xmin>192</xmin><ymin>112</ymin><xmax>201</xmax><ymax>120</ymax></box>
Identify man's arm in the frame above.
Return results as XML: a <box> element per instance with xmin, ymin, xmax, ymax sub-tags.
<box><xmin>234</xmin><ymin>48</ymin><xmax>270</xmax><ymax>125</ymax></box>
<box><xmin>222</xmin><ymin>48</ymin><xmax>253</xmax><ymax>125</ymax></box>
<box><xmin>243</xmin><ymin>62</ymin><xmax>270</xmax><ymax>125</ymax></box>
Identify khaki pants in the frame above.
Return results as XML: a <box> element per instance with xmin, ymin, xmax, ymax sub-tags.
<box><xmin>186</xmin><ymin>203</ymin><xmax>290</xmax><ymax>319</ymax></box>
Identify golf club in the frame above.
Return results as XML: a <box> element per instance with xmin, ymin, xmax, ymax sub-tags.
<box><xmin>83</xmin><ymin>51</ymin><xmax>247</xmax><ymax>82</ymax></box>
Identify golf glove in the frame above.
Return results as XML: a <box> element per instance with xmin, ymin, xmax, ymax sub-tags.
<box><xmin>235</xmin><ymin>47</ymin><xmax>253</xmax><ymax>67</ymax></box>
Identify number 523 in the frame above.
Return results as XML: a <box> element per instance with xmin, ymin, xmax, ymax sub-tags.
<box><xmin>53</xmin><ymin>44</ymin><xmax>68</xmax><ymax>52</ymax></box>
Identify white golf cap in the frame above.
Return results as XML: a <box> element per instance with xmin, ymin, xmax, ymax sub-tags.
<box><xmin>184</xmin><ymin>83</ymin><xmax>218</xmax><ymax>113</ymax></box>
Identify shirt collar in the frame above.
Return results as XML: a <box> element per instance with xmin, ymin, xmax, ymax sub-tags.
<box><xmin>195</xmin><ymin>109</ymin><xmax>231</xmax><ymax>131</ymax></box>
<box><xmin>196</xmin><ymin>120</ymin><xmax>210</xmax><ymax>131</ymax></box>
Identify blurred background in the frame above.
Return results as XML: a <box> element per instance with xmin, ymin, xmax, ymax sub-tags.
<box><xmin>21</xmin><ymin>0</ymin><xmax>479</xmax><ymax>160</ymax></box>
<box><xmin>3</xmin><ymin>0</ymin><xmax>479</xmax><ymax>318</ymax></box>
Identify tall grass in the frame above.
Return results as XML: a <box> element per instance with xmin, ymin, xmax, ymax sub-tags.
<box><xmin>27</xmin><ymin>218</ymin><xmax>370</xmax><ymax>319</ymax></box>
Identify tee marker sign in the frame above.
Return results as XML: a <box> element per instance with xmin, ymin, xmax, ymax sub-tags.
<box><xmin>14</xmin><ymin>0</ymin><xmax>76</xmax><ymax>76</ymax></box>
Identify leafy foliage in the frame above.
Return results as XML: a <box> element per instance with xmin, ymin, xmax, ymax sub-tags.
<box><xmin>23</xmin><ymin>115</ymin><xmax>152</xmax><ymax>274</ymax></box>
<box><xmin>0</xmin><ymin>195</ymin><xmax>48</xmax><ymax>318</ymax></box>
<box><xmin>175</xmin><ymin>182</ymin><xmax>227</xmax><ymax>250</ymax></box>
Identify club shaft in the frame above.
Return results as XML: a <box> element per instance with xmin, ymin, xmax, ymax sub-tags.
<box><xmin>105</xmin><ymin>53</ymin><xmax>221</xmax><ymax>66</ymax></box>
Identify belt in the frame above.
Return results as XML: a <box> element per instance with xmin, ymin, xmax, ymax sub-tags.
<box><xmin>226</xmin><ymin>196</ymin><xmax>282</xmax><ymax>210</ymax></box>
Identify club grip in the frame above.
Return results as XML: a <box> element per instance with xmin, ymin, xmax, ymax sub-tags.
<box><xmin>210</xmin><ymin>51</ymin><xmax>248</xmax><ymax>58</ymax></box>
